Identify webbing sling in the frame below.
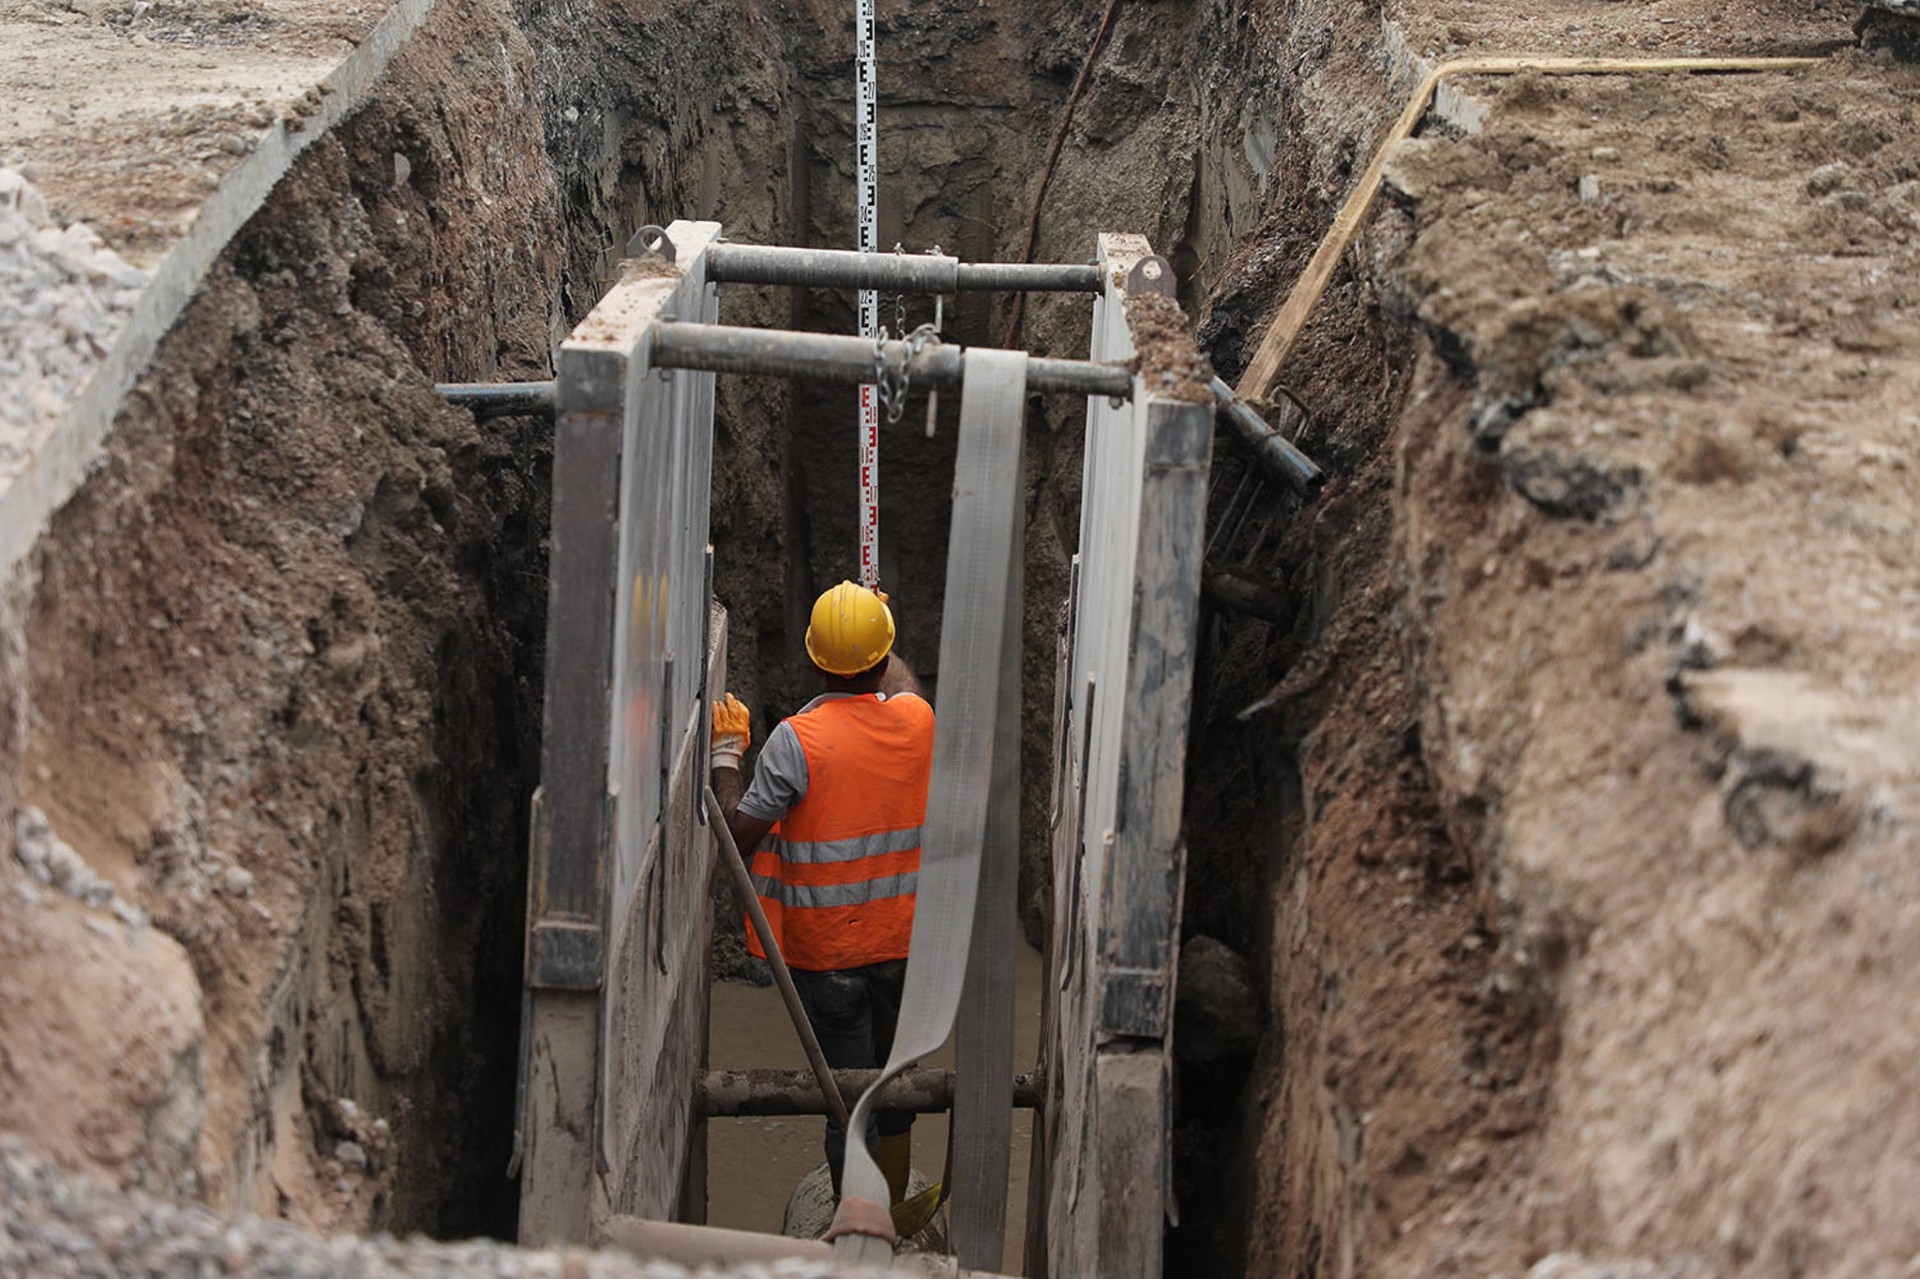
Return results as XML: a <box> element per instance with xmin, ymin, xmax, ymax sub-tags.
<box><xmin>949</xmin><ymin>411</ymin><xmax>1024</xmax><ymax>1264</ymax></box>
<box><xmin>830</xmin><ymin>348</ymin><xmax>1029</xmax><ymax>1263</ymax></box>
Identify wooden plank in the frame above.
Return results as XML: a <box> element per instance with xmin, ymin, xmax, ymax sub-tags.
<box><xmin>530</xmin><ymin>362</ymin><xmax>620</xmax><ymax>979</ymax></box>
<box><xmin>600</xmin><ymin>606</ymin><xmax>728</xmax><ymax>1223</ymax></box>
<box><xmin>1091</xmin><ymin>1049</ymin><xmax>1164</xmax><ymax>1279</ymax></box>
<box><xmin>1039</xmin><ymin>232</ymin><xmax>1212</xmax><ymax>1279</ymax></box>
<box><xmin>1025</xmin><ymin>552</ymin><xmax>1079</xmax><ymax>1279</ymax></box>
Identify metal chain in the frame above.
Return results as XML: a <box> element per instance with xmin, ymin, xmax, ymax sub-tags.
<box><xmin>868</xmin><ymin>321</ymin><xmax>944</xmax><ymax>427</ymax></box>
<box><xmin>871</xmin><ymin>325</ymin><xmax>894</xmax><ymax>412</ymax></box>
<box><xmin>870</xmin><ymin>245</ymin><xmax>951</xmax><ymax>428</ymax></box>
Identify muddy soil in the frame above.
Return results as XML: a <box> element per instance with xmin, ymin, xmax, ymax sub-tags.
<box><xmin>1382</xmin><ymin>51</ymin><xmax>1920</xmax><ymax>1276</ymax></box>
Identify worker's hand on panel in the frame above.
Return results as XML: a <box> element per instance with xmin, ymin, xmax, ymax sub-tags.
<box><xmin>711</xmin><ymin>693</ymin><xmax>751</xmax><ymax>770</ymax></box>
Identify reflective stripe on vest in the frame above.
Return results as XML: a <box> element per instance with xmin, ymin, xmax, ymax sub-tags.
<box><xmin>745</xmin><ymin>691</ymin><xmax>933</xmax><ymax>971</ymax></box>
<box><xmin>749</xmin><ymin>869</ymin><xmax>919</xmax><ymax>910</ymax></box>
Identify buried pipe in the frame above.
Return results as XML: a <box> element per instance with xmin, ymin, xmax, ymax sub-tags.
<box><xmin>1211</xmin><ymin>375</ymin><xmax>1323</xmax><ymax>498</ymax></box>
<box><xmin>698</xmin><ymin>1067</ymin><xmax>1043</xmax><ymax>1118</ymax></box>
<box><xmin>433</xmin><ymin>379</ymin><xmax>555</xmax><ymax>419</ymax></box>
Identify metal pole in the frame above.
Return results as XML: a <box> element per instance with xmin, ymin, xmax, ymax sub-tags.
<box><xmin>651</xmin><ymin>321</ymin><xmax>1132</xmax><ymax>399</ymax></box>
<box><xmin>705</xmin><ymin>244</ymin><xmax>1101</xmax><ymax>295</ymax></box>
<box><xmin>435</xmin><ymin>380</ymin><xmax>556</xmax><ymax>419</ymax></box>
<box><xmin>701</xmin><ymin>784</ymin><xmax>852</xmax><ymax>1133</ymax></box>
<box><xmin>709</xmin><ymin>244</ymin><xmax>956</xmax><ymax>292</ymax></box>
<box><xmin>956</xmin><ymin>260</ymin><xmax>1102</xmax><ymax>293</ymax></box>
<box><xmin>697</xmin><ymin>1067</ymin><xmax>1044</xmax><ymax>1117</ymax></box>
<box><xmin>1211</xmin><ymin>376</ymin><xmax>1325</xmax><ymax>498</ymax></box>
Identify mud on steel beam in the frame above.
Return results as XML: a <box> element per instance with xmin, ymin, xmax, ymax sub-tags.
<box><xmin>696</xmin><ymin>1066</ymin><xmax>1044</xmax><ymax>1118</ymax></box>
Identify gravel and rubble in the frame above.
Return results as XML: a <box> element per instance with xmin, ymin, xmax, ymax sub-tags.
<box><xmin>12</xmin><ymin>805</ymin><xmax>145</xmax><ymax>925</ymax></box>
<box><xmin>0</xmin><ymin>166</ymin><xmax>146</xmax><ymax>462</ymax></box>
<box><xmin>0</xmin><ymin>1138</ymin><xmax>902</xmax><ymax>1279</ymax></box>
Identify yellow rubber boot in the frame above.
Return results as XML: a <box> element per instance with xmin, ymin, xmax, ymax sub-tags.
<box><xmin>878</xmin><ymin>1131</ymin><xmax>912</xmax><ymax>1208</ymax></box>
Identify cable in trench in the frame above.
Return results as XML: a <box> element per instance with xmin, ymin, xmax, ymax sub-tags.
<box><xmin>1000</xmin><ymin>0</ymin><xmax>1123</xmax><ymax>351</ymax></box>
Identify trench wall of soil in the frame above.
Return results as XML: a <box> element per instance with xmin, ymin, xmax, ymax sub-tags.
<box><xmin>0</xmin><ymin>0</ymin><xmax>565</xmax><ymax>1238</ymax></box>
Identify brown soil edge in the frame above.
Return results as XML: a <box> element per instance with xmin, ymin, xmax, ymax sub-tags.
<box><xmin>0</xmin><ymin>0</ymin><xmax>439</xmax><ymax>578</ymax></box>
<box><xmin>0</xmin><ymin>0</ymin><xmax>561</xmax><ymax>1236</ymax></box>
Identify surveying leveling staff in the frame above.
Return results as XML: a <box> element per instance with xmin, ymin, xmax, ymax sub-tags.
<box><xmin>710</xmin><ymin>581</ymin><xmax>932</xmax><ymax>1207</ymax></box>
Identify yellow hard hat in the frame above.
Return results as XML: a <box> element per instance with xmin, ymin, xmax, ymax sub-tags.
<box><xmin>805</xmin><ymin>581</ymin><xmax>896</xmax><ymax>676</ymax></box>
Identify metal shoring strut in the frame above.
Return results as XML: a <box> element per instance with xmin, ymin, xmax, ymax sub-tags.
<box><xmin>856</xmin><ymin>0</ymin><xmax>881</xmax><ymax>588</ymax></box>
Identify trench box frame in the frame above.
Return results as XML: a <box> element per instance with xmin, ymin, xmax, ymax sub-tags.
<box><xmin>518</xmin><ymin>220</ymin><xmax>724</xmax><ymax>1245</ymax></box>
<box><xmin>1027</xmin><ymin>232</ymin><xmax>1212</xmax><ymax>1279</ymax></box>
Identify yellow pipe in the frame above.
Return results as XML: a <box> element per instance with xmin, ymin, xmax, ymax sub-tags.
<box><xmin>1232</xmin><ymin>54</ymin><xmax>1825</xmax><ymax>404</ymax></box>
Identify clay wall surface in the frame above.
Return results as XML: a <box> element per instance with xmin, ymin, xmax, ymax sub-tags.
<box><xmin>1</xmin><ymin>0</ymin><xmax>564</xmax><ymax>1237</ymax></box>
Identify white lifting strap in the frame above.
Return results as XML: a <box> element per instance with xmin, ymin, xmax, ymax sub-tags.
<box><xmin>831</xmin><ymin>347</ymin><xmax>1029</xmax><ymax>1263</ymax></box>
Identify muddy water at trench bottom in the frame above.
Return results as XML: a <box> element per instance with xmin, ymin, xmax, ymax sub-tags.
<box><xmin>707</xmin><ymin>942</ymin><xmax>1044</xmax><ymax>1273</ymax></box>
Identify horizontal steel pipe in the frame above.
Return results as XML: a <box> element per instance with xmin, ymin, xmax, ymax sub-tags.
<box><xmin>954</xmin><ymin>260</ymin><xmax>1103</xmax><ymax>293</ymax></box>
<box><xmin>708</xmin><ymin>244</ymin><xmax>957</xmax><ymax>292</ymax></box>
<box><xmin>601</xmin><ymin>1216</ymin><xmax>1022</xmax><ymax>1278</ymax></box>
<box><xmin>602</xmin><ymin>1216</ymin><xmax>832</xmax><ymax>1266</ymax></box>
<box><xmin>435</xmin><ymin>380</ymin><xmax>556</xmax><ymax>419</ymax></box>
<box><xmin>1212</xmin><ymin>376</ymin><xmax>1325</xmax><ymax>498</ymax></box>
<box><xmin>706</xmin><ymin>243</ymin><xmax>1102</xmax><ymax>294</ymax></box>
<box><xmin>651</xmin><ymin>321</ymin><xmax>1132</xmax><ymax>399</ymax></box>
<box><xmin>697</xmin><ymin>1066</ymin><xmax>1043</xmax><ymax>1117</ymax></box>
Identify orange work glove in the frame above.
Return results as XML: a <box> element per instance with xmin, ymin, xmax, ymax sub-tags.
<box><xmin>711</xmin><ymin>693</ymin><xmax>751</xmax><ymax>770</ymax></box>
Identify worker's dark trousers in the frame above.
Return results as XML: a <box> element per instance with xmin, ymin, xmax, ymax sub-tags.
<box><xmin>789</xmin><ymin>959</ymin><xmax>913</xmax><ymax>1193</ymax></box>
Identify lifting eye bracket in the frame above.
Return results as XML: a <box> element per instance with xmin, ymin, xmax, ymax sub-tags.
<box><xmin>1124</xmin><ymin>254</ymin><xmax>1176</xmax><ymax>299</ymax></box>
<box><xmin>627</xmin><ymin>224</ymin><xmax>677</xmax><ymax>263</ymax></box>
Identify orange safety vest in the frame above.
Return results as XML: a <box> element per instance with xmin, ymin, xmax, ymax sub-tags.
<box><xmin>745</xmin><ymin>692</ymin><xmax>933</xmax><ymax>971</ymax></box>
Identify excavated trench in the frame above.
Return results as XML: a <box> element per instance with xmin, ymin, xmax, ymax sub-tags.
<box><xmin>7</xmin><ymin>0</ymin><xmax>1554</xmax><ymax>1269</ymax></box>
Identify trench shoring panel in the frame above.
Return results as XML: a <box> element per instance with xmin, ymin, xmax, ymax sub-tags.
<box><xmin>1033</xmin><ymin>233</ymin><xmax>1212</xmax><ymax>1279</ymax></box>
<box><xmin>519</xmin><ymin>221</ymin><xmax>724</xmax><ymax>1244</ymax></box>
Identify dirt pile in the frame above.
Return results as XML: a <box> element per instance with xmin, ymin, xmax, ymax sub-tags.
<box><xmin>1387</xmin><ymin>51</ymin><xmax>1920</xmax><ymax>1275</ymax></box>
<box><xmin>0</xmin><ymin>1135</ymin><xmax>922</xmax><ymax>1279</ymax></box>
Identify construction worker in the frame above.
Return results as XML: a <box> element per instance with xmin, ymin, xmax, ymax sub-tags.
<box><xmin>710</xmin><ymin>580</ymin><xmax>931</xmax><ymax>1207</ymax></box>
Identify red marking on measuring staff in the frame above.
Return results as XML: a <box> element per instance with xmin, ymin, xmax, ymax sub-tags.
<box><xmin>859</xmin><ymin>383</ymin><xmax>879</xmax><ymax>587</ymax></box>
